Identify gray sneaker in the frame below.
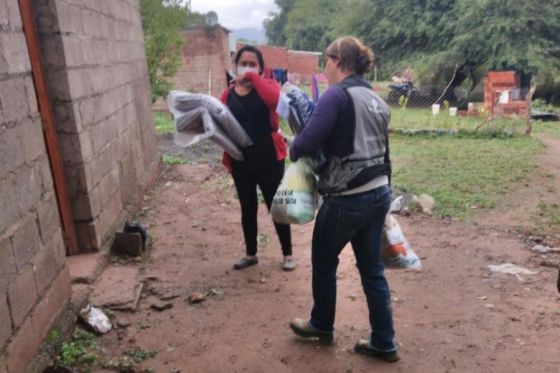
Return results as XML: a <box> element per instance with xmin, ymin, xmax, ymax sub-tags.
<box><xmin>282</xmin><ymin>258</ymin><xmax>297</xmax><ymax>271</ymax></box>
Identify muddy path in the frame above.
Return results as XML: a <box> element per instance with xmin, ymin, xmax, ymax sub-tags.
<box><xmin>89</xmin><ymin>156</ymin><xmax>560</xmax><ymax>372</ymax></box>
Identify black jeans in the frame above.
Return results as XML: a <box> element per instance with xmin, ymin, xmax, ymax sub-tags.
<box><xmin>231</xmin><ymin>160</ymin><xmax>292</xmax><ymax>256</ymax></box>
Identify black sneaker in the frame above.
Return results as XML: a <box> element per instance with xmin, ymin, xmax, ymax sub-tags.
<box><xmin>233</xmin><ymin>256</ymin><xmax>258</xmax><ymax>270</ymax></box>
<box><xmin>354</xmin><ymin>339</ymin><xmax>400</xmax><ymax>362</ymax></box>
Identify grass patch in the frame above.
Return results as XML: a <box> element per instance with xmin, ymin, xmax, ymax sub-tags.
<box><xmin>162</xmin><ymin>155</ymin><xmax>189</xmax><ymax>165</ymax></box>
<box><xmin>391</xmin><ymin>133</ymin><xmax>543</xmax><ymax>219</ymax></box>
<box><xmin>58</xmin><ymin>328</ymin><xmax>100</xmax><ymax>368</ymax></box>
<box><xmin>533</xmin><ymin>121</ymin><xmax>560</xmax><ymax>138</ymax></box>
<box><xmin>536</xmin><ymin>202</ymin><xmax>560</xmax><ymax>231</ymax></box>
<box><xmin>390</xmin><ymin>108</ymin><xmax>526</xmax><ymax>136</ymax></box>
<box><xmin>154</xmin><ymin>112</ymin><xmax>175</xmax><ymax>135</ymax></box>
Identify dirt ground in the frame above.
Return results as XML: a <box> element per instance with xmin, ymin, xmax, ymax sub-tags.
<box><xmin>90</xmin><ymin>136</ymin><xmax>560</xmax><ymax>373</ymax></box>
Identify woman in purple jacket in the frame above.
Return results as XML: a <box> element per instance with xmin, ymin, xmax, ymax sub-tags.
<box><xmin>288</xmin><ymin>36</ymin><xmax>399</xmax><ymax>362</ymax></box>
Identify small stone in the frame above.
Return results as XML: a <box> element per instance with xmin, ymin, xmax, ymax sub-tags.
<box><xmin>151</xmin><ymin>300</ymin><xmax>174</xmax><ymax>311</ymax></box>
<box><xmin>477</xmin><ymin>296</ymin><xmax>488</xmax><ymax>301</ymax></box>
<box><xmin>260</xmin><ymin>277</ymin><xmax>268</xmax><ymax>284</ymax></box>
<box><xmin>188</xmin><ymin>292</ymin><xmax>207</xmax><ymax>304</ymax></box>
<box><xmin>117</xmin><ymin>318</ymin><xmax>131</xmax><ymax>328</ymax></box>
<box><xmin>484</xmin><ymin>303</ymin><xmax>495</xmax><ymax>309</ymax></box>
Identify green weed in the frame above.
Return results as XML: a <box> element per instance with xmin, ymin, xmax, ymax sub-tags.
<box><xmin>154</xmin><ymin>112</ymin><xmax>175</xmax><ymax>135</ymax></box>
<box><xmin>58</xmin><ymin>328</ymin><xmax>100</xmax><ymax>367</ymax></box>
<box><xmin>162</xmin><ymin>155</ymin><xmax>189</xmax><ymax>165</ymax></box>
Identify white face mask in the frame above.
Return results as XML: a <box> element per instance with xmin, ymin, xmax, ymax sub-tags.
<box><xmin>237</xmin><ymin>66</ymin><xmax>259</xmax><ymax>76</ymax></box>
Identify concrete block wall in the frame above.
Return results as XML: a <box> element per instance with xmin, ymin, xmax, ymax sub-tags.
<box><xmin>173</xmin><ymin>26</ymin><xmax>231</xmax><ymax>98</ymax></box>
<box><xmin>0</xmin><ymin>0</ymin><xmax>71</xmax><ymax>371</ymax></box>
<box><xmin>34</xmin><ymin>0</ymin><xmax>159</xmax><ymax>250</ymax></box>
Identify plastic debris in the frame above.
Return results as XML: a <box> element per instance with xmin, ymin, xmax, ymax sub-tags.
<box><xmin>79</xmin><ymin>304</ymin><xmax>112</xmax><ymax>334</ymax></box>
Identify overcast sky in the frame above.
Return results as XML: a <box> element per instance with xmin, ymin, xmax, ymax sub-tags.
<box><xmin>189</xmin><ymin>0</ymin><xmax>278</xmax><ymax>30</ymax></box>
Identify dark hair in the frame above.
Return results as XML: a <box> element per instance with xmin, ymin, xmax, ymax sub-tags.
<box><xmin>326</xmin><ymin>36</ymin><xmax>374</xmax><ymax>75</ymax></box>
<box><xmin>234</xmin><ymin>45</ymin><xmax>265</xmax><ymax>74</ymax></box>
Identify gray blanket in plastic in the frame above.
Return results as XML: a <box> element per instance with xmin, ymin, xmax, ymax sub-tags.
<box><xmin>167</xmin><ymin>90</ymin><xmax>252</xmax><ymax>161</ymax></box>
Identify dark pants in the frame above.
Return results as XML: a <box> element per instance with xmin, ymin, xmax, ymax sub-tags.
<box><xmin>309</xmin><ymin>185</ymin><xmax>396</xmax><ymax>352</ymax></box>
<box><xmin>231</xmin><ymin>160</ymin><xmax>292</xmax><ymax>257</ymax></box>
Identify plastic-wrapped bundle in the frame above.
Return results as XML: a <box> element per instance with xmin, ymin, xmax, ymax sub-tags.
<box><xmin>168</xmin><ymin>91</ymin><xmax>252</xmax><ymax>148</ymax></box>
<box><xmin>280</xmin><ymin>83</ymin><xmax>326</xmax><ymax>173</ymax></box>
<box><xmin>174</xmin><ymin>107</ymin><xmax>243</xmax><ymax>161</ymax></box>
<box><xmin>281</xmin><ymin>83</ymin><xmax>314</xmax><ymax>135</ymax></box>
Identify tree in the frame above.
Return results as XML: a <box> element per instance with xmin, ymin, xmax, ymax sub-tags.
<box><xmin>338</xmin><ymin>0</ymin><xmax>560</xmax><ymax>89</ymax></box>
<box><xmin>264</xmin><ymin>0</ymin><xmax>295</xmax><ymax>46</ymax></box>
<box><xmin>140</xmin><ymin>0</ymin><xmax>194</xmax><ymax>102</ymax></box>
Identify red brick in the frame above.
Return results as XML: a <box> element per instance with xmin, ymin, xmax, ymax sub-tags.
<box><xmin>6</xmin><ymin>317</ymin><xmax>40</xmax><ymax>373</ymax></box>
<box><xmin>31</xmin><ymin>267</ymin><xmax>71</xmax><ymax>342</ymax></box>
<box><xmin>0</xmin><ymin>294</ymin><xmax>12</xmax><ymax>351</ymax></box>
<box><xmin>7</xmin><ymin>265</ymin><xmax>38</xmax><ymax>327</ymax></box>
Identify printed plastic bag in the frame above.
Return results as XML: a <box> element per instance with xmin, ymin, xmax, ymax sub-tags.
<box><xmin>381</xmin><ymin>214</ymin><xmax>421</xmax><ymax>270</ymax></box>
<box><xmin>271</xmin><ymin>158</ymin><xmax>317</xmax><ymax>225</ymax></box>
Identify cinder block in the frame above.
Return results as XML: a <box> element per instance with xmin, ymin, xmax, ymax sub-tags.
<box><xmin>6</xmin><ymin>316</ymin><xmax>40</xmax><ymax>373</ymax></box>
<box><xmin>36</xmin><ymin>192</ymin><xmax>62</xmax><ymax>243</ymax></box>
<box><xmin>33</xmin><ymin>0</ymin><xmax>59</xmax><ymax>34</ymax></box>
<box><xmin>7</xmin><ymin>264</ymin><xmax>38</xmax><ymax>327</ymax></box>
<box><xmin>75</xmin><ymin>222</ymin><xmax>99</xmax><ymax>251</ymax></box>
<box><xmin>0</xmin><ymin>76</ymin><xmax>28</xmax><ymax>123</ymax></box>
<box><xmin>0</xmin><ymin>125</ymin><xmax>25</xmax><ymax>179</ymax></box>
<box><xmin>99</xmin><ymin>166</ymin><xmax>121</xmax><ymax>207</ymax></box>
<box><xmin>111</xmin><ymin>232</ymin><xmax>143</xmax><ymax>256</ymax></box>
<box><xmin>19</xmin><ymin>117</ymin><xmax>45</xmax><ymax>164</ymax></box>
<box><xmin>64</xmin><ymin>163</ymin><xmax>93</xmax><ymax>199</ymax></box>
<box><xmin>31</xmin><ymin>267</ymin><xmax>71</xmax><ymax>342</ymax></box>
<box><xmin>23</xmin><ymin>75</ymin><xmax>38</xmax><ymax>114</ymax></box>
<box><xmin>6</xmin><ymin>0</ymin><xmax>22</xmax><ymax>28</ymax></box>
<box><xmin>38</xmin><ymin>156</ymin><xmax>54</xmax><ymax>193</ymax></box>
<box><xmin>90</xmin><ymin>140</ymin><xmax>117</xmax><ymax>183</ymax></box>
<box><xmin>32</xmin><ymin>245</ymin><xmax>59</xmax><ymax>295</ymax></box>
<box><xmin>55</xmin><ymin>1</ymin><xmax>83</xmax><ymax>34</ymax></box>
<box><xmin>71</xmin><ymin>192</ymin><xmax>94</xmax><ymax>222</ymax></box>
<box><xmin>11</xmin><ymin>214</ymin><xmax>41</xmax><ymax>270</ymax></box>
<box><xmin>0</xmin><ymin>294</ymin><xmax>12</xmax><ymax>353</ymax></box>
<box><xmin>0</xmin><ymin>0</ymin><xmax>9</xmax><ymax>26</ymax></box>
<box><xmin>12</xmin><ymin>164</ymin><xmax>42</xmax><ymax>216</ymax></box>
<box><xmin>53</xmin><ymin>101</ymin><xmax>82</xmax><ymax>134</ymax></box>
<box><xmin>61</xmin><ymin>36</ymin><xmax>83</xmax><ymax>67</ymax></box>
<box><xmin>59</xmin><ymin>131</ymin><xmax>93</xmax><ymax>166</ymax></box>
<box><xmin>47</xmin><ymin>228</ymin><xmax>66</xmax><ymax>270</ymax></box>
<box><xmin>0</xmin><ymin>177</ymin><xmax>20</xmax><ymax>234</ymax></box>
<box><xmin>1</xmin><ymin>31</ymin><xmax>31</xmax><ymax>75</ymax></box>
<box><xmin>0</xmin><ymin>237</ymin><xmax>16</xmax><ymax>293</ymax></box>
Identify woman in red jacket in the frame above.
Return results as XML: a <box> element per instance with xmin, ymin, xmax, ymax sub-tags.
<box><xmin>221</xmin><ymin>45</ymin><xmax>295</xmax><ymax>271</ymax></box>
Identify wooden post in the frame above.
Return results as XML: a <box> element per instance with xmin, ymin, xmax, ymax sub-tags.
<box><xmin>525</xmin><ymin>80</ymin><xmax>536</xmax><ymax>136</ymax></box>
<box><xmin>18</xmin><ymin>0</ymin><xmax>80</xmax><ymax>254</ymax></box>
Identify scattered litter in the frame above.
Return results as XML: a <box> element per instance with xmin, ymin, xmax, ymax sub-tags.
<box><xmin>488</xmin><ymin>263</ymin><xmax>538</xmax><ymax>282</ymax></box>
<box><xmin>382</xmin><ymin>214</ymin><xmax>422</xmax><ymax>270</ymax></box>
<box><xmin>390</xmin><ymin>196</ymin><xmax>404</xmax><ymax>213</ymax></box>
<box><xmin>531</xmin><ymin>245</ymin><xmax>551</xmax><ymax>253</ymax></box>
<box><xmin>79</xmin><ymin>305</ymin><xmax>112</xmax><ymax>334</ymax></box>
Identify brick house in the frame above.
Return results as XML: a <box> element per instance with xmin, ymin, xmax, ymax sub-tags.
<box><xmin>172</xmin><ymin>24</ymin><xmax>232</xmax><ymax>99</ymax></box>
<box><xmin>0</xmin><ymin>1</ymin><xmax>158</xmax><ymax>371</ymax></box>
<box><xmin>168</xmin><ymin>27</ymin><xmax>321</xmax><ymax>102</ymax></box>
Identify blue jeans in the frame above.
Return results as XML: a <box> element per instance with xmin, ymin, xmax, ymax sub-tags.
<box><xmin>309</xmin><ymin>185</ymin><xmax>396</xmax><ymax>352</ymax></box>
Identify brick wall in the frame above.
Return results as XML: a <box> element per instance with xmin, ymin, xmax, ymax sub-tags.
<box><xmin>0</xmin><ymin>0</ymin><xmax>71</xmax><ymax>371</ymax></box>
<box><xmin>287</xmin><ymin>50</ymin><xmax>319</xmax><ymax>81</ymax></box>
<box><xmin>173</xmin><ymin>26</ymin><xmax>231</xmax><ymax>98</ymax></box>
<box><xmin>33</xmin><ymin>0</ymin><xmax>159</xmax><ymax>250</ymax></box>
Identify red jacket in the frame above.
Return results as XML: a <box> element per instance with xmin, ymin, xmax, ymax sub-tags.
<box><xmin>220</xmin><ymin>72</ymin><xmax>287</xmax><ymax>173</ymax></box>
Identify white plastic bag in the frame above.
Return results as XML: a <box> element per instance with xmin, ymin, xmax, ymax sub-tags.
<box><xmin>271</xmin><ymin>158</ymin><xmax>317</xmax><ymax>225</ymax></box>
<box><xmin>381</xmin><ymin>214</ymin><xmax>421</xmax><ymax>270</ymax></box>
<box><xmin>79</xmin><ymin>304</ymin><xmax>112</xmax><ymax>334</ymax></box>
